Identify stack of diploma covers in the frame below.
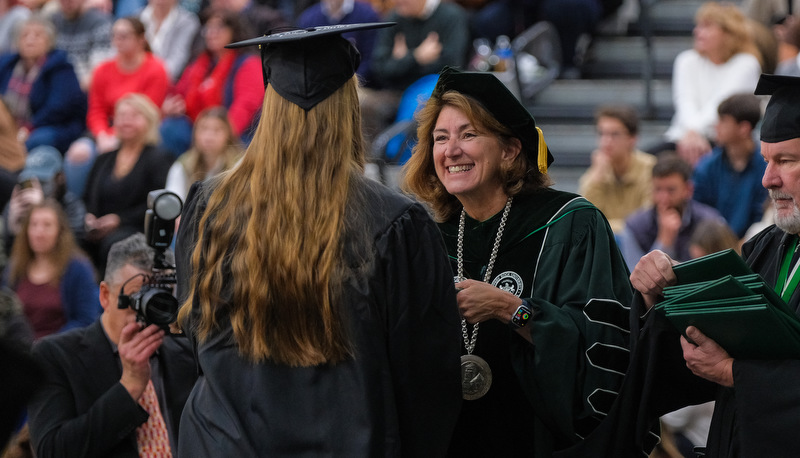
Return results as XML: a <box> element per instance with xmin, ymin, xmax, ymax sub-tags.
<box><xmin>655</xmin><ymin>249</ymin><xmax>800</xmax><ymax>359</ymax></box>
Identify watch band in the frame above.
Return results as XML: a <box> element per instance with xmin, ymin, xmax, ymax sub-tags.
<box><xmin>510</xmin><ymin>301</ymin><xmax>533</xmax><ymax>328</ymax></box>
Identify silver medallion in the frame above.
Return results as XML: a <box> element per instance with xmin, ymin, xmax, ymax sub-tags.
<box><xmin>461</xmin><ymin>354</ymin><xmax>492</xmax><ymax>400</ymax></box>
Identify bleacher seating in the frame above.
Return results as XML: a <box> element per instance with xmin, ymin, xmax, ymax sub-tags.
<box><xmin>539</xmin><ymin>0</ymin><xmax>729</xmax><ymax>193</ymax></box>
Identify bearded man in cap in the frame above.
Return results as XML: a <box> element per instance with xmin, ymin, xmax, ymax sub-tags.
<box><xmin>623</xmin><ymin>73</ymin><xmax>800</xmax><ymax>457</ymax></box>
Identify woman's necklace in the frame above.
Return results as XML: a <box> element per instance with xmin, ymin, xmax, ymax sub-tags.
<box><xmin>456</xmin><ymin>196</ymin><xmax>512</xmax><ymax>400</ymax></box>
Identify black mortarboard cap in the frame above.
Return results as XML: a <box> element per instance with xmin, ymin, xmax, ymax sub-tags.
<box><xmin>755</xmin><ymin>73</ymin><xmax>800</xmax><ymax>142</ymax></box>
<box><xmin>431</xmin><ymin>66</ymin><xmax>554</xmax><ymax>173</ymax></box>
<box><xmin>226</xmin><ymin>22</ymin><xmax>394</xmax><ymax>111</ymax></box>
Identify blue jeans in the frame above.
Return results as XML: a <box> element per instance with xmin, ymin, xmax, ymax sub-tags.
<box><xmin>159</xmin><ymin>116</ymin><xmax>193</xmax><ymax>160</ymax></box>
<box><xmin>63</xmin><ymin>137</ymin><xmax>97</xmax><ymax>198</ymax></box>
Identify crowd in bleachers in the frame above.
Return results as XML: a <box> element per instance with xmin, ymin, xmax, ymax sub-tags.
<box><xmin>0</xmin><ymin>0</ymin><xmax>638</xmax><ymax>287</ymax></box>
<box><xmin>0</xmin><ymin>0</ymin><xmax>797</xmax><ymax>456</ymax></box>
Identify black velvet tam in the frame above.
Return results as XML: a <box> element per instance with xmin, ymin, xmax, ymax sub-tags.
<box><xmin>432</xmin><ymin>66</ymin><xmax>554</xmax><ymax>172</ymax></box>
<box><xmin>226</xmin><ymin>22</ymin><xmax>394</xmax><ymax>111</ymax></box>
<box><xmin>755</xmin><ymin>73</ymin><xmax>800</xmax><ymax>143</ymax></box>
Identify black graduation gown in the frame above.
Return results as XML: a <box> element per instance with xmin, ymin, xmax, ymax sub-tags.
<box><xmin>705</xmin><ymin>225</ymin><xmax>800</xmax><ymax>457</ymax></box>
<box><xmin>174</xmin><ymin>177</ymin><xmax>462</xmax><ymax>457</ymax></box>
<box><xmin>565</xmin><ymin>224</ymin><xmax>800</xmax><ymax>457</ymax></box>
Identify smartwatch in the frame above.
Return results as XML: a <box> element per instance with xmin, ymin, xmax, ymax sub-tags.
<box><xmin>510</xmin><ymin>301</ymin><xmax>533</xmax><ymax>328</ymax></box>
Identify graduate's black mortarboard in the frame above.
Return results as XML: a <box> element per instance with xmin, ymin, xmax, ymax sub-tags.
<box><xmin>226</xmin><ymin>22</ymin><xmax>394</xmax><ymax>111</ymax></box>
<box><xmin>755</xmin><ymin>73</ymin><xmax>800</xmax><ymax>142</ymax></box>
<box><xmin>431</xmin><ymin>66</ymin><xmax>554</xmax><ymax>173</ymax></box>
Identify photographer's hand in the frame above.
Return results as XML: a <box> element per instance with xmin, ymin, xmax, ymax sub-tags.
<box><xmin>119</xmin><ymin>321</ymin><xmax>164</xmax><ymax>401</ymax></box>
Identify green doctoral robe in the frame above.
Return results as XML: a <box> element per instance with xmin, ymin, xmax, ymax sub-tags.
<box><xmin>442</xmin><ymin>187</ymin><xmax>643</xmax><ymax>457</ymax></box>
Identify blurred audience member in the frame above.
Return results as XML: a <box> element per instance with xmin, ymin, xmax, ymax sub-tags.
<box><xmin>4</xmin><ymin>199</ymin><xmax>99</xmax><ymax>340</ymax></box>
<box><xmin>537</xmin><ymin>0</ymin><xmax>625</xmax><ymax>78</ymax></box>
<box><xmin>0</xmin><ymin>0</ymin><xmax>30</xmax><ymax>55</ymax></box>
<box><xmin>743</xmin><ymin>199</ymin><xmax>775</xmax><ymax>242</ymax></box>
<box><xmin>0</xmin><ymin>287</ymin><xmax>32</xmax><ymax>350</ymax></box>
<box><xmin>653</xmin><ymin>2</ymin><xmax>762</xmax><ymax>167</ymax></box>
<box><xmin>0</xmin><ymin>98</ymin><xmax>26</xmax><ymax>199</ymax></box>
<box><xmin>86</xmin><ymin>16</ymin><xmax>169</xmax><ymax>154</ymax></box>
<box><xmin>139</xmin><ymin>0</ymin><xmax>200</xmax><ymax>82</ymax></box>
<box><xmin>52</xmin><ymin>0</ymin><xmax>114</xmax><ymax>89</ymax></box>
<box><xmin>688</xmin><ymin>218</ymin><xmax>741</xmax><ymax>259</ymax></box>
<box><xmin>746</xmin><ymin>15</ymin><xmax>779</xmax><ymax>74</ymax></box>
<box><xmin>18</xmin><ymin>0</ymin><xmax>58</xmax><ymax>19</ymax></box>
<box><xmin>210</xmin><ymin>0</ymin><xmax>288</xmax><ymax>36</ymax></box>
<box><xmin>4</xmin><ymin>146</ymin><xmax>86</xmax><ymax>257</ymax></box>
<box><xmin>160</xmin><ymin>9</ymin><xmax>263</xmax><ymax>156</ymax></box>
<box><xmin>454</xmin><ymin>0</ymin><xmax>515</xmax><ymax>42</ymax></box>
<box><xmin>742</xmin><ymin>0</ymin><xmax>800</xmax><ymax>26</ymax></box>
<box><xmin>361</xmin><ymin>0</ymin><xmax>469</xmax><ymax>147</ymax></box>
<box><xmin>164</xmin><ymin>106</ymin><xmax>240</xmax><ymax>202</ymax></box>
<box><xmin>0</xmin><ymin>16</ymin><xmax>87</xmax><ymax>154</ymax></box>
<box><xmin>65</xmin><ymin>16</ymin><xmax>168</xmax><ymax>198</ymax></box>
<box><xmin>82</xmin><ymin>94</ymin><xmax>171</xmax><ymax>276</ymax></box>
<box><xmin>693</xmin><ymin>93</ymin><xmax>767</xmax><ymax>239</ymax></box>
<box><xmin>619</xmin><ymin>154</ymin><xmax>725</xmax><ymax>269</ymax></box>
<box><xmin>774</xmin><ymin>14</ymin><xmax>800</xmax><ymax>76</ymax></box>
<box><xmin>578</xmin><ymin>105</ymin><xmax>655</xmax><ymax>234</ymax></box>
<box><xmin>4</xmin><ymin>199</ymin><xmax>100</xmax><ymax>339</ymax></box>
<box><xmin>365</xmin><ymin>0</ymin><xmax>393</xmax><ymax>15</ymax></box>
<box><xmin>295</xmin><ymin>0</ymin><xmax>380</xmax><ymax>83</ymax></box>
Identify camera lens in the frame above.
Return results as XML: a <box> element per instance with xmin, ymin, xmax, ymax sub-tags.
<box><xmin>140</xmin><ymin>288</ymin><xmax>179</xmax><ymax>325</ymax></box>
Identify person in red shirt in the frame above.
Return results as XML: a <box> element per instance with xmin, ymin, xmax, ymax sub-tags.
<box><xmin>159</xmin><ymin>9</ymin><xmax>264</xmax><ymax>157</ymax></box>
<box><xmin>63</xmin><ymin>16</ymin><xmax>169</xmax><ymax>198</ymax></box>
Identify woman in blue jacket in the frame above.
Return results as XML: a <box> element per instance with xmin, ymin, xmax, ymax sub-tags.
<box><xmin>5</xmin><ymin>199</ymin><xmax>99</xmax><ymax>339</ymax></box>
<box><xmin>0</xmin><ymin>16</ymin><xmax>86</xmax><ymax>154</ymax></box>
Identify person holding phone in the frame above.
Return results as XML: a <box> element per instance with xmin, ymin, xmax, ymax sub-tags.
<box><xmin>4</xmin><ymin>145</ymin><xmax>86</xmax><ymax>257</ymax></box>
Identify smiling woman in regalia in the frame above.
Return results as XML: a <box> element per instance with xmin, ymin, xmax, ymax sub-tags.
<box><xmin>403</xmin><ymin>66</ymin><xmax>641</xmax><ymax>457</ymax></box>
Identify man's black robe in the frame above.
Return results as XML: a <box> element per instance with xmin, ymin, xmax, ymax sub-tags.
<box><xmin>564</xmin><ymin>224</ymin><xmax>800</xmax><ymax>457</ymax></box>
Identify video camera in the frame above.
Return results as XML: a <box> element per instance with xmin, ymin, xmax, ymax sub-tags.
<box><xmin>118</xmin><ymin>190</ymin><xmax>183</xmax><ymax>329</ymax></box>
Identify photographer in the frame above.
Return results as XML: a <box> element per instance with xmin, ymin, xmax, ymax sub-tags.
<box><xmin>3</xmin><ymin>145</ymin><xmax>86</xmax><ymax>257</ymax></box>
<box><xmin>27</xmin><ymin>233</ymin><xmax>196</xmax><ymax>458</ymax></box>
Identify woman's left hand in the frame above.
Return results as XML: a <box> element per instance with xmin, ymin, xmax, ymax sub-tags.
<box><xmin>455</xmin><ymin>279</ymin><xmax>521</xmax><ymax>324</ymax></box>
<box><xmin>86</xmin><ymin>213</ymin><xmax>120</xmax><ymax>240</ymax></box>
<box><xmin>96</xmin><ymin>132</ymin><xmax>120</xmax><ymax>154</ymax></box>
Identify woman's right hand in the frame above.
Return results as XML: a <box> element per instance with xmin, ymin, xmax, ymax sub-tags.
<box><xmin>162</xmin><ymin>95</ymin><xmax>186</xmax><ymax>117</ymax></box>
<box><xmin>85</xmin><ymin>213</ymin><xmax>120</xmax><ymax>241</ymax></box>
<box><xmin>676</xmin><ymin>130</ymin><xmax>711</xmax><ymax>167</ymax></box>
<box><xmin>455</xmin><ymin>279</ymin><xmax>521</xmax><ymax>325</ymax></box>
<box><xmin>96</xmin><ymin>132</ymin><xmax>120</xmax><ymax>154</ymax></box>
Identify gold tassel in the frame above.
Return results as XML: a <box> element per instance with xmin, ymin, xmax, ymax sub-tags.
<box><xmin>535</xmin><ymin>127</ymin><xmax>548</xmax><ymax>174</ymax></box>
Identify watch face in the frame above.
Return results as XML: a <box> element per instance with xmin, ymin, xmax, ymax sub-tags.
<box><xmin>512</xmin><ymin>304</ymin><xmax>531</xmax><ymax>327</ymax></box>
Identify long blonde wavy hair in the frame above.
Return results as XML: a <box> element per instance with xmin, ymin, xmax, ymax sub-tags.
<box><xmin>179</xmin><ymin>75</ymin><xmax>366</xmax><ymax>366</ymax></box>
